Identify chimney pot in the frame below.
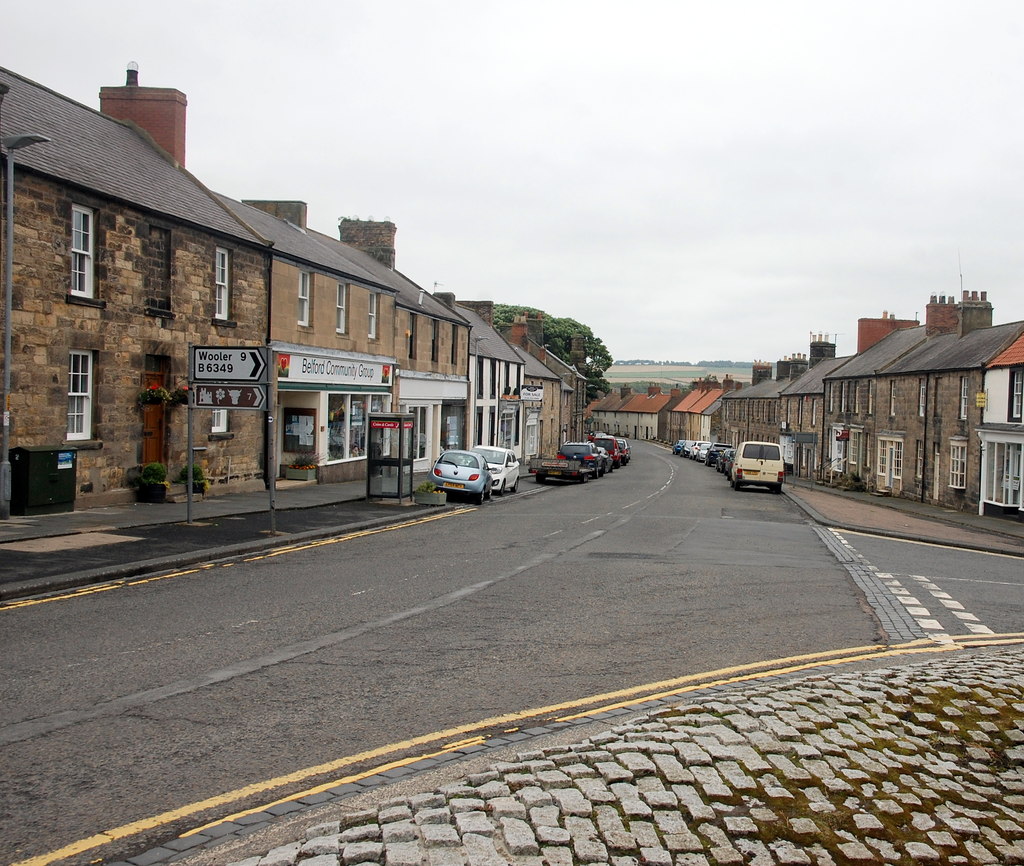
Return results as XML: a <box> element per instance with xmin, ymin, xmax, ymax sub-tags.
<box><xmin>126</xmin><ymin>61</ymin><xmax>139</xmax><ymax>86</ymax></box>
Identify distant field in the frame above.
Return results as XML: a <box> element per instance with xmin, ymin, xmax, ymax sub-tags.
<box><xmin>607</xmin><ymin>364</ymin><xmax>752</xmax><ymax>387</ymax></box>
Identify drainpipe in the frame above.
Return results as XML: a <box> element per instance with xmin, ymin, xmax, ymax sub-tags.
<box><xmin>920</xmin><ymin>373</ymin><xmax>930</xmax><ymax>502</ymax></box>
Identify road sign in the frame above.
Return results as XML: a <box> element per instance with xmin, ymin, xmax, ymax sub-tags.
<box><xmin>190</xmin><ymin>346</ymin><xmax>268</xmax><ymax>382</ymax></box>
<box><xmin>191</xmin><ymin>383</ymin><xmax>267</xmax><ymax>411</ymax></box>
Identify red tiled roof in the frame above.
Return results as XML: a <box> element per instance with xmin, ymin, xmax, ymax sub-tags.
<box><xmin>671</xmin><ymin>388</ymin><xmax>723</xmax><ymax>414</ymax></box>
<box><xmin>989</xmin><ymin>333</ymin><xmax>1024</xmax><ymax>368</ymax></box>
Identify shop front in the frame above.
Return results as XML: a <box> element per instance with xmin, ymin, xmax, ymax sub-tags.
<box><xmin>396</xmin><ymin>371</ymin><xmax>468</xmax><ymax>471</ymax></box>
<box><xmin>273</xmin><ymin>345</ymin><xmax>394</xmax><ymax>483</ymax></box>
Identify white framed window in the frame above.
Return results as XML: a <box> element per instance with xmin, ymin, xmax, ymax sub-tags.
<box><xmin>71</xmin><ymin>205</ymin><xmax>95</xmax><ymax>297</ymax></box>
<box><xmin>1010</xmin><ymin>369</ymin><xmax>1023</xmax><ymax>422</ymax></box>
<box><xmin>214</xmin><ymin>248</ymin><xmax>230</xmax><ymax>320</ymax></box>
<box><xmin>949</xmin><ymin>441</ymin><xmax>967</xmax><ymax>489</ymax></box>
<box><xmin>958</xmin><ymin>376</ymin><xmax>969</xmax><ymax>420</ymax></box>
<box><xmin>67</xmin><ymin>351</ymin><xmax>93</xmax><ymax>440</ymax></box>
<box><xmin>889</xmin><ymin>381</ymin><xmax>897</xmax><ymax>416</ymax></box>
<box><xmin>211</xmin><ymin>409</ymin><xmax>228</xmax><ymax>434</ymax></box>
<box><xmin>336</xmin><ymin>283</ymin><xmax>347</xmax><ymax>333</ymax></box>
<box><xmin>918</xmin><ymin>378</ymin><xmax>926</xmax><ymax>417</ymax></box>
<box><xmin>877</xmin><ymin>437</ymin><xmax>903</xmax><ymax>483</ymax></box>
<box><xmin>915</xmin><ymin>440</ymin><xmax>924</xmax><ymax>479</ymax></box>
<box><xmin>867</xmin><ymin>381</ymin><xmax>874</xmax><ymax>415</ymax></box>
<box><xmin>298</xmin><ymin>272</ymin><xmax>310</xmax><ymax>326</ymax></box>
<box><xmin>368</xmin><ymin>292</ymin><xmax>378</xmax><ymax>339</ymax></box>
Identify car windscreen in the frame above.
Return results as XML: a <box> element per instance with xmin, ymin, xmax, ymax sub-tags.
<box><xmin>439</xmin><ymin>452</ymin><xmax>480</xmax><ymax>468</ymax></box>
<box><xmin>559</xmin><ymin>445</ymin><xmax>591</xmax><ymax>457</ymax></box>
<box><xmin>473</xmin><ymin>448</ymin><xmax>504</xmax><ymax>464</ymax></box>
<box><xmin>593</xmin><ymin>438</ymin><xmax>615</xmax><ymax>449</ymax></box>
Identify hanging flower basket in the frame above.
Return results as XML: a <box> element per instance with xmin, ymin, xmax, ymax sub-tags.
<box><xmin>137</xmin><ymin>385</ymin><xmax>172</xmax><ymax>405</ymax></box>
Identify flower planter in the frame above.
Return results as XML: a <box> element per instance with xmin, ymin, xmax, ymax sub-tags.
<box><xmin>413</xmin><ymin>489</ymin><xmax>447</xmax><ymax>506</ymax></box>
<box><xmin>136</xmin><ymin>483</ymin><xmax>167</xmax><ymax>504</ymax></box>
<box><xmin>285</xmin><ymin>467</ymin><xmax>317</xmax><ymax>481</ymax></box>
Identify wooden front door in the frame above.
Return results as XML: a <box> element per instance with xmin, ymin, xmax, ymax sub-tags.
<box><xmin>141</xmin><ymin>366</ymin><xmax>168</xmax><ymax>465</ymax></box>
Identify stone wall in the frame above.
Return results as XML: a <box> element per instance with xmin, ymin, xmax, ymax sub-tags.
<box><xmin>7</xmin><ymin>172</ymin><xmax>270</xmax><ymax>506</ymax></box>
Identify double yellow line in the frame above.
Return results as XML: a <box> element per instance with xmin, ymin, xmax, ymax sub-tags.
<box><xmin>14</xmin><ymin>633</ymin><xmax>1024</xmax><ymax>866</ymax></box>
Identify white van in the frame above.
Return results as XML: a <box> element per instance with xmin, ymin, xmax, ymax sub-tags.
<box><xmin>731</xmin><ymin>440</ymin><xmax>785</xmax><ymax>493</ymax></box>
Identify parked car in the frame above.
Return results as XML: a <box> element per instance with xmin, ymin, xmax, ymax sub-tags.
<box><xmin>589</xmin><ymin>434</ymin><xmax>623</xmax><ymax>468</ymax></box>
<box><xmin>704</xmin><ymin>443</ymin><xmax>733</xmax><ymax>467</ymax></box>
<box><xmin>616</xmin><ymin>438</ymin><xmax>631</xmax><ymax>464</ymax></box>
<box><xmin>688</xmin><ymin>441</ymin><xmax>710</xmax><ymax>460</ymax></box>
<box><xmin>557</xmin><ymin>442</ymin><xmax>604</xmax><ymax>480</ymax></box>
<box><xmin>431</xmin><ymin>450</ymin><xmax>493</xmax><ymax>504</ymax></box>
<box><xmin>471</xmin><ymin>446</ymin><xmax>520</xmax><ymax>495</ymax></box>
<box><xmin>718</xmin><ymin>448</ymin><xmax>736</xmax><ymax>477</ymax></box>
<box><xmin>677</xmin><ymin>440</ymin><xmax>693</xmax><ymax>458</ymax></box>
<box><xmin>695</xmin><ymin>442</ymin><xmax>712</xmax><ymax>462</ymax></box>
<box><xmin>672</xmin><ymin>439</ymin><xmax>687</xmax><ymax>456</ymax></box>
<box><xmin>594</xmin><ymin>446</ymin><xmax>613</xmax><ymax>476</ymax></box>
<box><xmin>731</xmin><ymin>440</ymin><xmax>786</xmax><ymax>493</ymax></box>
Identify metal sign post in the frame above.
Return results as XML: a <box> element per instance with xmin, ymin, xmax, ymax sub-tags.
<box><xmin>188</xmin><ymin>345</ymin><xmax>271</xmax><ymax>528</ymax></box>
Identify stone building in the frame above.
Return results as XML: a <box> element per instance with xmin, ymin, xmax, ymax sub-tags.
<box><xmin>1</xmin><ymin>65</ymin><xmax>270</xmax><ymax>507</ymax></box>
<box><xmin>867</xmin><ymin>293</ymin><xmax>1024</xmax><ymax>510</ymax></box>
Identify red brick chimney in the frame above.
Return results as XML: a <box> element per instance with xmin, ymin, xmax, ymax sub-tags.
<box><xmin>925</xmin><ymin>294</ymin><xmax>959</xmax><ymax>336</ymax></box>
<box><xmin>100</xmin><ymin>63</ymin><xmax>187</xmax><ymax>166</ymax></box>
<box><xmin>858</xmin><ymin>310</ymin><xmax>919</xmax><ymax>352</ymax></box>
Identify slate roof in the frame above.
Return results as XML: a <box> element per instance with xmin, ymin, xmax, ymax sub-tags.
<box><xmin>217</xmin><ymin>195</ymin><xmax>468</xmax><ymax>326</ymax></box>
<box><xmin>990</xmin><ymin>333</ymin><xmax>1024</xmax><ymax>368</ymax></box>
<box><xmin>456</xmin><ymin>305</ymin><xmax>523</xmax><ymax>365</ymax></box>
<box><xmin>884</xmin><ymin>320</ymin><xmax>1024</xmax><ymax>375</ymax></box>
<box><xmin>513</xmin><ymin>346</ymin><xmax>561</xmax><ymax>381</ymax></box>
<box><xmin>780</xmin><ymin>356</ymin><xmax>853</xmax><ymax>396</ymax></box>
<box><xmin>1</xmin><ymin>67</ymin><xmax>265</xmax><ymax>245</ymax></box>
<box><xmin>721</xmin><ymin>375</ymin><xmax>786</xmax><ymax>401</ymax></box>
<box><xmin>825</xmin><ymin>325</ymin><xmax>926</xmax><ymax>379</ymax></box>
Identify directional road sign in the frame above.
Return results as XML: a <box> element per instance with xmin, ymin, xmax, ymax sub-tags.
<box><xmin>191</xmin><ymin>345</ymin><xmax>268</xmax><ymax>382</ymax></box>
<box><xmin>191</xmin><ymin>383</ymin><xmax>267</xmax><ymax>411</ymax></box>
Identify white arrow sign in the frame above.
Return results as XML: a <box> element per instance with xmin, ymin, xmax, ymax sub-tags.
<box><xmin>190</xmin><ymin>346</ymin><xmax>268</xmax><ymax>382</ymax></box>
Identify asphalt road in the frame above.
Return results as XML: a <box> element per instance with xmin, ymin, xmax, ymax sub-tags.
<box><xmin>2</xmin><ymin>443</ymin><xmax>888</xmax><ymax>866</ymax></box>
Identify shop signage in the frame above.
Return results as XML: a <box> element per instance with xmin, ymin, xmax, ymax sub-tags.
<box><xmin>277</xmin><ymin>352</ymin><xmax>392</xmax><ymax>387</ymax></box>
<box><xmin>370</xmin><ymin>419</ymin><xmax>414</xmax><ymax>429</ymax></box>
<box><xmin>520</xmin><ymin>384</ymin><xmax>544</xmax><ymax>402</ymax></box>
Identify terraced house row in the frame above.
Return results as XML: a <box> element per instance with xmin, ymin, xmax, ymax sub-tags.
<box><xmin>720</xmin><ymin>292</ymin><xmax>1024</xmax><ymax>518</ymax></box>
<box><xmin>591</xmin><ymin>294</ymin><xmax>1023</xmax><ymax>519</ymax></box>
<box><xmin>0</xmin><ymin>65</ymin><xmax>587</xmax><ymax>511</ymax></box>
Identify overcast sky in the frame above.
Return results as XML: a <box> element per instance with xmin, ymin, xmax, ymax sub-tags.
<box><xmin>7</xmin><ymin>2</ymin><xmax>1024</xmax><ymax>363</ymax></box>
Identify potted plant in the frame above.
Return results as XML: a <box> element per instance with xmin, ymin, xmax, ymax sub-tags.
<box><xmin>136</xmin><ymin>462</ymin><xmax>169</xmax><ymax>503</ymax></box>
<box><xmin>285</xmin><ymin>452</ymin><xmax>321</xmax><ymax>481</ymax></box>
<box><xmin>413</xmin><ymin>479</ymin><xmax>446</xmax><ymax>506</ymax></box>
<box><xmin>175</xmin><ymin>464</ymin><xmax>210</xmax><ymax>495</ymax></box>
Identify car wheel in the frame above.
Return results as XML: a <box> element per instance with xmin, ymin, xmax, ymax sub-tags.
<box><xmin>498</xmin><ymin>480</ymin><xmax>506</xmax><ymax>496</ymax></box>
<box><xmin>510</xmin><ymin>476</ymin><xmax>518</xmax><ymax>493</ymax></box>
<box><xmin>475</xmin><ymin>489</ymin><xmax>485</xmax><ymax>505</ymax></box>
<box><xmin>733</xmin><ymin>481</ymin><xmax>743</xmax><ymax>491</ymax></box>
<box><xmin>579</xmin><ymin>471</ymin><xmax>588</xmax><ymax>483</ymax></box>
<box><xmin>536</xmin><ymin>474</ymin><xmax>546</xmax><ymax>484</ymax></box>
<box><xmin>772</xmin><ymin>484</ymin><xmax>782</xmax><ymax>494</ymax></box>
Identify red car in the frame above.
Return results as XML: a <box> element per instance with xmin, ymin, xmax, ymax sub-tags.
<box><xmin>588</xmin><ymin>434</ymin><xmax>622</xmax><ymax>469</ymax></box>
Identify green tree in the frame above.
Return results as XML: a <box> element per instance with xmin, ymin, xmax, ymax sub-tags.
<box><xmin>493</xmin><ymin>305</ymin><xmax>613</xmax><ymax>401</ymax></box>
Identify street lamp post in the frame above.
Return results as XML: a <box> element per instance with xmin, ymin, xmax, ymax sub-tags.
<box><xmin>1</xmin><ymin>131</ymin><xmax>51</xmax><ymax>520</ymax></box>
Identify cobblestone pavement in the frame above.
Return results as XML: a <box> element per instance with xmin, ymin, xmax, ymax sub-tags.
<box><xmin>146</xmin><ymin>646</ymin><xmax>1024</xmax><ymax>866</ymax></box>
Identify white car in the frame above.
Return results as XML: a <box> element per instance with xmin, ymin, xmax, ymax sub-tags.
<box><xmin>471</xmin><ymin>446</ymin><xmax>521</xmax><ymax>495</ymax></box>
